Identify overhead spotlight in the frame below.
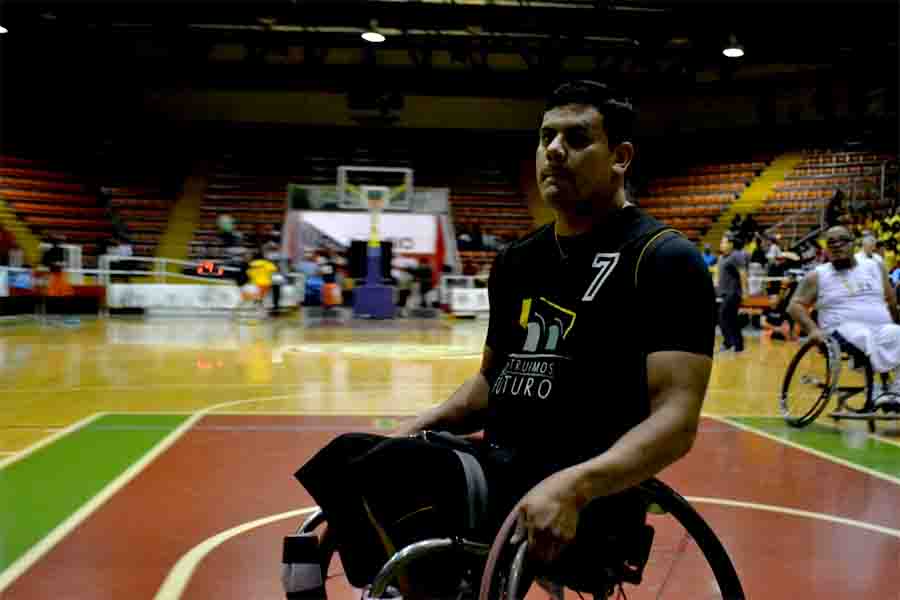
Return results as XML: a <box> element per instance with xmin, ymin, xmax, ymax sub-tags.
<box><xmin>362</xmin><ymin>19</ymin><xmax>385</xmax><ymax>43</ymax></box>
<box><xmin>0</xmin><ymin>25</ymin><xmax>7</xmax><ymax>34</ymax></box>
<box><xmin>722</xmin><ymin>34</ymin><xmax>744</xmax><ymax>58</ymax></box>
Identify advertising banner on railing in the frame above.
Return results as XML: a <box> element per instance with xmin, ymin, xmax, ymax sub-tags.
<box><xmin>107</xmin><ymin>284</ymin><xmax>299</xmax><ymax>310</ymax></box>
<box><xmin>449</xmin><ymin>287</ymin><xmax>490</xmax><ymax>316</ymax></box>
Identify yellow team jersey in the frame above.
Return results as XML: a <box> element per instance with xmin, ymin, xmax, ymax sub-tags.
<box><xmin>885</xmin><ymin>250</ymin><xmax>896</xmax><ymax>272</ymax></box>
<box><xmin>247</xmin><ymin>259</ymin><xmax>277</xmax><ymax>287</ymax></box>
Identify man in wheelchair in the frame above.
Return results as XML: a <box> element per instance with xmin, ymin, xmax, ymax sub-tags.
<box><xmin>788</xmin><ymin>225</ymin><xmax>900</xmax><ymax>410</ymax></box>
<box><xmin>293</xmin><ymin>81</ymin><xmax>716</xmax><ymax>598</ymax></box>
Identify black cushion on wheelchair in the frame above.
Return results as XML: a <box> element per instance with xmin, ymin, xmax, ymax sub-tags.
<box><xmin>295</xmin><ymin>432</ymin><xmax>493</xmax><ymax>590</ymax></box>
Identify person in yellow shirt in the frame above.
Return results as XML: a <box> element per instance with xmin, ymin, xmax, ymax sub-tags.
<box><xmin>236</xmin><ymin>251</ymin><xmax>277</xmax><ymax>317</ymax></box>
<box><xmin>884</xmin><ymin>239</ymin><xmax>897</xmax><ymax>273</ymax></box>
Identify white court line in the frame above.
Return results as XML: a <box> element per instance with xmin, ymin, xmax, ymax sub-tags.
<box><xmin>0</xmin><ymin>382</ymin><xmax>463</xmax><ymax>394</ymax></box>
<box><xmin>154</xmin><ymin>495</ymin><xmax>900</xmax><ymax>600</ymax></box>
<box><xmin>0</xmin><ymin>403</ymin><xmax>226</xmax><ymax>593</ymax></box>
<box><xmin>687</xmin><ymin>496</ymin><xmax>900</xmax><ymax>538</ymax></box>
<box><xmin>153</xmin><ymin>507</ymin><xmax>319</xmax><ymax>600</ymax></box>
<box><xmin>211</xmin><ymin>410</ymin><xmax>420</xmax><ymax>416</ymax></box>
<box><xmin>0</xmin><ymin>413</ymin><xmax>105</xmax><ymax>470</ymax></box>
<box><xmin>709</xmin><ymin>414</ymin><xmax>900</xmax><ymax>487</ymax></box>
<box><xmin>0</xmin><ymin>387</ymin><xmax>407</xmax><ymax>593</ymax></box>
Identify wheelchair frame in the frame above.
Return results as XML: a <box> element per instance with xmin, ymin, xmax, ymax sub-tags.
<box><xmin>294</xmin><ymin>478</ymin><xmax>745</xmax><ymax>600</ymax></box>
<box><xmin>780</xmin><ymin>336</ymin><xmax>900</xmax><ymax>432</ymax></box>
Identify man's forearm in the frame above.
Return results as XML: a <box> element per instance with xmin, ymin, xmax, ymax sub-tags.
<box><xmin>788</xmin><ymin>303</ymin><xmax>819</xmax><ymax>334</ymax></box>
<box><xmin>567</xmin><ymin>392</ymin><xmax>698</xmax><ymax>508</ymax></box>
<box><xmin>889</xmin><ymin>301</ymin><xmax>900</xmax><ymax>325</ymax></box>
<box><xmin>398</xmin><ymin>373</ymin><xmax>490</xmax><ymax>436</ymax></box>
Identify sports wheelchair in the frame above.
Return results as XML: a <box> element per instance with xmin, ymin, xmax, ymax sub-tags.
<box><xmin>287</xmin><ymin>478</ymin><xmax>745</xmax><ymax>600</ymax></box>
<box><xmin>780</xmin><ymin>332</ymin><xmax>900</xmax><ymax>432</ymax></box>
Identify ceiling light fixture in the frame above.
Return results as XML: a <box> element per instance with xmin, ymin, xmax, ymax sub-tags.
<box><xmin>362</xmin><ymin>20</ymin><xmax>385</xmax><ymax>43</ymax></box>
<box><xmin>722</xmin><ymin>34</ymin><xmax>744</xmax><ymax>58</ymax></box>
<box><xmin>0</xmin><ymin>25</ymin><xmax>7</xmax><ymax>34</ymax></box>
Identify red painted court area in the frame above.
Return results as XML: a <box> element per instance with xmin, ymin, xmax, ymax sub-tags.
<box><xmin>6</xmin><ymin>415</ymin><xmax>900</xmax><ymax>599</ymax></box>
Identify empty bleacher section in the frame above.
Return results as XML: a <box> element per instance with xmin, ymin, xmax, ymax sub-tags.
<box><xmin>434</xmin><ymin>165</ymin><xmax>534</xmax><ymax>273</ymax></box>
<box><xmin>755</xmin><ymin>150</ymin><xmax>897</xmax><ymax>246</ymax></box>
<box><xmin>191</xmin><ymin>170</ymin><xmax>287</xmax><ymax>261</ymax></box>
<box><xmin>0</xmin><ymin>154</ymin><xmax>179</xmax><ymax>271</ymax></box>
<box><xmin>637</xmin><ymin>160</ymin><xmax>768</xmax><ymax>241</ymax></box>
<box><xmin>189</xmin><ymin>137</ymin><xmax>536</xmax><ymax>274</ymax></box>
<box><xmin>0</xmin><ymin>155</ymin><xmax>111</xmax><ymax>268</ymax></box>
<box><xmin>103</xmin><ymin>171</ymin><xmax>178</xmax><ymax>265</ymax></box>
<box><xmin>0</xmin><ymin>152</ymin><xmax>181</xmax><ymax>272</ymax></box>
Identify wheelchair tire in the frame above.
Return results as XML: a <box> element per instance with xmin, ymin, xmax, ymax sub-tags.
<box><xmin>780</xmin><ymin>338</ymin><xmax>839</xmax><ymax>428</ymax></box>
<box><xmin>478</xmin><ymin>479</ymin><xmax>745</xmax><ymax>600</ymax></box>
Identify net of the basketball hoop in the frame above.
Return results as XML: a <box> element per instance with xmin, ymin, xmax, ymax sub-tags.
<box><xmin>363</xmin><ymin>186</ymin><xmax>389</xmax><ymax>247</ymax></box>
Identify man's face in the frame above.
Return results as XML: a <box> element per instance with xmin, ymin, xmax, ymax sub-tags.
<box><xmin>862</xmin><ymin>237</ymin><xmax>876</xmax><ymax>254</ymax></box>
<box><xmin>825</xmin><ymin>228</ymin><xmax>854</xmax><ymax>266</ymax></box>
<box><xmin>720</xmin><ymin>237</ymin><xmax>733</xmax><ymax>255</ymax></box>
<box><xmin>535</xmin><ymin>104</ymin><xmax>621</xmax><ymax>211</ymax></box>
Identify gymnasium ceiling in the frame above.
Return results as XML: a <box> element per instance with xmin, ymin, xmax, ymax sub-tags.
<box><xmin>1</xmin><ymin>0</ymin><xmax>898</xmax><ymax>99</ymax></box>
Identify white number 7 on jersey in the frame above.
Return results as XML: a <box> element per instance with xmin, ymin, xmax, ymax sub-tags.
<box><xmin>582</xmin><ymin>253</ymin><xmax>620</xmax><ymax>301</ymax></box>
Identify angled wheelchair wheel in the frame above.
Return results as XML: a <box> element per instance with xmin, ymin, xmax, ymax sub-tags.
<box><xmin>780</xmin><ymin>338</ymin><xmax>840</xmax><ymax>428</ymax></box>
<box><xmin>479</xmin><ymin>479</ymin><xmax>745</xmax><ymax>600</ymax></box>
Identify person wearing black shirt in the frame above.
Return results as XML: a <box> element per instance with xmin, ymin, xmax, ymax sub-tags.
<box><xmin>296</xmin><ymin>81</ymin><xmax>715</xmax><ymax>579</ymax></box>
<box><xmin>717</xmin><ymin>233</ymin><xmax>747</xmax><ymax>353</ymax></box>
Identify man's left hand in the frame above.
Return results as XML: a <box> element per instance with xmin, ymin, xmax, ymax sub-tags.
<box><xmin>509</xmin><ymin>468</ymin><xmax>582</xmax><ymax>564</ymax></box>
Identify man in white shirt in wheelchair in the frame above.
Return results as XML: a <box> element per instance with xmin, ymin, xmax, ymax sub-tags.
<box><xmin>788</xmin><ymin>225</ymin><xmax>900</xmax><ymax>408</ymax></box>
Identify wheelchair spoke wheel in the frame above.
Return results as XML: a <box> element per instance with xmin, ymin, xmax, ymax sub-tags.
<box><xmin>833</xmin><ymin>359</ymin><xmax>872</xmax><ymax>413</ymax></box>
<box><xmin>780</xmin><ymin>339</ymin><xmax>836</xmax><ymax>427</ymax></box>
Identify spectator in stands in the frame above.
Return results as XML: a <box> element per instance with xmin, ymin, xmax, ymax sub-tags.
<box><xmin>824</xmin><ymin>188</ymin><xmax>847</xmax><ymax>228</ymax></box>
<box><xmin>749</xmin><ymin>236</ymin><xmax>767</xmax><ymax>267</ymax></box>
<box><xmin>414</xmin><ymin>257</ymin><xmax>435</xmax><ymax>308</ymax></box>
<box><xmin>40</xmin><ymin>235</ymin><xmax>73</xmax><ymax>298</ymax></box>
<box><xmin>729</xmin><ymin>214</ymin><xmax>743</xmax><ymax>236</ymax></box>
<box><xmin>856</xmin><ymin>231</ymin><xmax>883</xmax><ymax>265</ymax></box>
<box><xmin>718</xmin><ymin>233</ymin><xmax>747</xmax><ymax>354</ymax></box>
<box><xmin>885</xmin><ymin>239</ymin><xmax>897</xmax><ymax>273</ymax></box>
<box><xmin>264</xmin><ymin>240</ymin><xmax>288</xmax><ymax>316</ymax></box>
<box><xmin>761</xmin><ymin>291</ymin><xmax>794</xmax><ymax>342</ymax></box>
<box><xmin>470</xmin><ymin>224</ymin><xmax>484</xmax><ymax>250</ymax></box>
<box><xmin>456</xmin><ymin>226</ymin><xmax>472</xmax><ymax>251</ymax></box>
<box><xmin>740</xmin><ymin>214</ymin><xmax>758</xmax><ymax>243</ymax></box>
<box><xmin>766</xmin><ymin>236</ymin><xmax>783</xmax><ymax>265</ymax></box>
<box><xmin>702</xmin><ymin>243</ymin><xmax>717</xmax><ymax>268</ymax></box>
<box><xmin>0</xmin><ymin>226</ymin><xmax>13</xmax><ymax>266</ymax></box>
<box><xmin>391</xmin><ymin>255</ymin><xmax>419</xmax><ymax>312</ymax></box>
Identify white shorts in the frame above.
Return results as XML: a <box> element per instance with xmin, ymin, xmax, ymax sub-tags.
<box><xmin>834</xmin><ymin>322</ymin><xmax>900</xmax><ymax>373</ymax></box>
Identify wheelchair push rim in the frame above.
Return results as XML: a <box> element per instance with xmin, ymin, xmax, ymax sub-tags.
<box><xmin>478</xmin><ymin>478</ymin><xmax>745</xmax><ymax>600</ymax></box>
<box><xmin>780</xmin><ymin>338</ymin><xmax>841</xmax><ymax>428</ymax></box>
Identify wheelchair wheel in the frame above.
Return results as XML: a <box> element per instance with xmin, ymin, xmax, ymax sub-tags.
<box><xmin>780</xmin><ymin>338</ymin><xmax>840</xmax><ymax>428</ymax></box>
<box><xmin>478</xmin><ymin>479</ymin><xmax>745</xmax><ymax>600</ymax></box>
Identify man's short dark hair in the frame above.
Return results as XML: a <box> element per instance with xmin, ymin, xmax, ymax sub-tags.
<box><xmin>545</xmin><ymin>80</ymin><xmax>636</xmax><ymax>149</ymax></box>
<box><xmin>724</xmin><ymin>232</ymin><xmax>745</xmax><ymax>250</ymax></box>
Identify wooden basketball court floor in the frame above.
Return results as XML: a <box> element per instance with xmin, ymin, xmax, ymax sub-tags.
<box><xmin>2</xmin><ymin>315</ymin><xmax>899</xmax><ymax>599</ymax></box>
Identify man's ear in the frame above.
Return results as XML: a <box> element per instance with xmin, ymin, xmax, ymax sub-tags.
<box><xmin>611</xmin><ymin>142</ymin><xmax>634</xmax><ymax>177</ymax></box>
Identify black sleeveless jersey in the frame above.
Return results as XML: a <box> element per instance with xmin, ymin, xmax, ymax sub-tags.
<box><xmin>483</xmin><ymin>206</ymin><xmax>698</xmax><ymax>477</ymax></box>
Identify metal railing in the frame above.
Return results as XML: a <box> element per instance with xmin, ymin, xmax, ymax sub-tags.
<box><xmin>96</xmin><ymin>255</ymin><xmax>243</xmax><ymax>287</ymax></box>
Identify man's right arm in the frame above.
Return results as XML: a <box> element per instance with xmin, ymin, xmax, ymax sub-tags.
<box><xmin>787</xmin><ymin>271</ymin><xmax>825</xmax><ymax>343</ymax></box>
<box><xmin>392</xmin><ymin>346</ymin><xmax>498</xmax><ymax>437</ymax></box>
